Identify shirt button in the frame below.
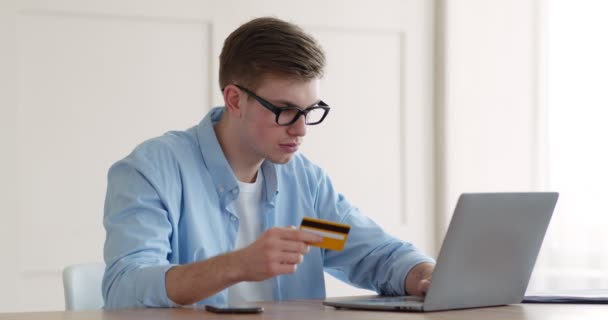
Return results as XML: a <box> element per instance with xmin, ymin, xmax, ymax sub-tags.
<box><xmin>232</xmin><ymin>189</ymin><xmax>238</xmax><ymax>195</ymax></box>
<box><xmin>218</xmin><ymin>186</ymin><xmax>224</xmax><ymax>193</ymax></box>
<box><xmin>230</xmin><ymin>216</ymin><xmax>237</xmax><ymax>222</ymax></box>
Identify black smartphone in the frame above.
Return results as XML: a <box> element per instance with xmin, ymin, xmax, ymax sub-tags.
<box><xmin>205</xmin><ymin>305</ymin><xmax>264</xmax><ymax>314</ymax></box>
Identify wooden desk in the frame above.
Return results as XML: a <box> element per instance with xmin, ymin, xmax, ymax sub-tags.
<box><xmin>0</xmin><ymin>300</ymin><xmax>606</xmax><ymax>320</ymax></box>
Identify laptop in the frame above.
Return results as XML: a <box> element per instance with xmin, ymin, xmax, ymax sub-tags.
<box><xmin>323</xmin><ymin>192</ymin><xmax>559</xmax><ymax>312</ymax></box>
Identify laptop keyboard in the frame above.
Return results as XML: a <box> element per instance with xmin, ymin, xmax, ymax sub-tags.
<box><xmin>356</xmin><ymin>296</ymin><xmax>424</xmax><ymax>304</ymax></box>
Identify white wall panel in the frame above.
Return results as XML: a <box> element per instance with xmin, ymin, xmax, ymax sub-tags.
<box><xmin>0</xmin><ymin>0</ymin><xmax>20</xmax><ymax>309</ymax></box>
<box><xmin>300</xmin><ymin>31</ymin><xmax>403</xmax><ymax>297</ymax></box>
<box><xmin>302</xmin><ymin>30</ymin><xmax>403</xmax><ymax>230</ymax></box>
<box><xmin>14</xmin><ymin>11</ymin><xmax>209</xmax><ymax>311</ymax></box>
<box><xmin>438</xmin><ymin>0</ymin><xmax>541</xmax><ymax>236</ymax></box>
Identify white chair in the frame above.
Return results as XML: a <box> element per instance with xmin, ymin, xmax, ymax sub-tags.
<box><xmin>62</xmin><ymin>263</ymin><xmax>105</xmax><ymax>311</ymax></box>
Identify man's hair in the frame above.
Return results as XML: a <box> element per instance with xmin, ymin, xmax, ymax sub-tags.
<box><xmin>219</xmin><ymin>17</ymin><xmax>326</xmax><ymax>90</ymax></box>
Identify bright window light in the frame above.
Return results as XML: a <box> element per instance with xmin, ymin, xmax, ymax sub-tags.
<box><xmin>531</xmin><ymin>0</ymin><xmax>608</xmax><ymax>291</ymax></box>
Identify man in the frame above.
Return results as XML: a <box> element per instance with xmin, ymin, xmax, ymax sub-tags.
<box><xmin>103</xmin><ymin>17</ymin><xmax>434</xmax><ymax>309</ymax></box>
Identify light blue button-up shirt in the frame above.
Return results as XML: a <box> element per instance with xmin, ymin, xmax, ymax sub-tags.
<box><xmin>102</xmin><ymin>107</ymin><xmax>434</xmax><ymax>309</ymax></box>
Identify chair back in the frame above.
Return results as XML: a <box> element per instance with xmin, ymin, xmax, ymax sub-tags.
<box><xmin>62</xmin><ymin>263</ymin><xmax>105</xmax><ymax>310</ymax></box>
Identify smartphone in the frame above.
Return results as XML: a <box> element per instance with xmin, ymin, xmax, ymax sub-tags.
<box><xmin>205</xmin><ymin>305</ymin><xmax>264</xmax><ymax>314</ymax></box>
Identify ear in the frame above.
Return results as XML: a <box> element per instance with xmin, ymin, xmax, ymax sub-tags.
<box><xmin>223</xmin><ymin>84</ymin><xmax>243</xmax><ymax>118</ymax></box>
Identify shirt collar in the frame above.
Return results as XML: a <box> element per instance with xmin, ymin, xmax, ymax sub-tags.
<box><xmin>196</xmin><ymin>107</ymin><xmax>279</xmax><ymax>205</ymax></box>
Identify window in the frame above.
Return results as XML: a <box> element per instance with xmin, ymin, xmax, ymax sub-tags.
<box><xmin>530</xmin><ymin>0</ymin><xmax>608</xmax><ymax>291</ymax></box>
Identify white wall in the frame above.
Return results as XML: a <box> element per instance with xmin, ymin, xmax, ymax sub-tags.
<box><xmin>436</xmin><ymin>0</ymin><xmax>542</xmax><ymax>236</ymax></box>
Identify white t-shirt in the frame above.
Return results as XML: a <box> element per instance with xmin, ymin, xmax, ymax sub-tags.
<box><xmin>227</xmin><ymin>171</ymin><xmax>274</xmax><ymax>303</ymax></box>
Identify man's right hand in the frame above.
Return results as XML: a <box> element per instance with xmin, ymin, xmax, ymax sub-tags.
<box><xmin>166</xmin><ymin>226</ymin><xmax>322</xmax><ymax>305</ymax></box>
<box><xmin>234</xmin><ymin>227</ymin><xmax>323</xmax><ymax>281</ymax></box>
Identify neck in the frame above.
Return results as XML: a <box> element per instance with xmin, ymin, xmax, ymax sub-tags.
<box><xmin>214</xmin><ymin>115</ymin><xmax>263</xmax><ymax>183</ymax></box>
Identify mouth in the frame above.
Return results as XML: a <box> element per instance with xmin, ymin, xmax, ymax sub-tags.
<box><xmin>278</xmin><ymin>142</ymin><xmax>300</xmax><ymax>153</ymax></box>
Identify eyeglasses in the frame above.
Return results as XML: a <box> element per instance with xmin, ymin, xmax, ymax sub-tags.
<box><xmin>233</xmin><ymin>84</ymin><xmax>330</xmax><ymax>126</ymax></box>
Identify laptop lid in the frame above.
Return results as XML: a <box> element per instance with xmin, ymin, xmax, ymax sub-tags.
<box><xmin>323</xmin><ymin>192</ymin><xmax>559</xmax><ymax>312</ymax></box>
<box><xmin>425</xmin><ymin>192</ymin><xmax>558</xmax><ymax>311</ymax></box>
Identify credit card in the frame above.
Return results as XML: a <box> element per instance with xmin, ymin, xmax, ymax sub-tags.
<box><xmin>300</xmin><ymin>217</ymin><xmax>350</xmax><ymax>251</ymax></box>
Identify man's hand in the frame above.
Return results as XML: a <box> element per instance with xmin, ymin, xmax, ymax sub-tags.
<box><xmin>166</xmin><ymin>226</ymin><xmax>322</xmax><ymax>305</ymax></box>
<box><xmin>404</xmin><ymin>262</ymin><xmax>435</xmax><ymax>296</ymax></box>
<box><xmin>234</xmin><ymin>227</ymin><xmax>323</xmax><ymax>281</ymax></box>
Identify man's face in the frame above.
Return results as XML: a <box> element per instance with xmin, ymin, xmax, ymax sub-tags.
<box><xmin>237</xmin><ymin>76</ymin><xmax>321</xmax><ymax>164</ymax></box>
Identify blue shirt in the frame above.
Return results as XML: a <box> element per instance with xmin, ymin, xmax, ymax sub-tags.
<box><xmin>102</xmin><ymin>107</ymin><xmax>434</xmax><ymax>309</ymax></box>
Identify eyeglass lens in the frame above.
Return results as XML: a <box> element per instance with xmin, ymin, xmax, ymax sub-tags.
<box><xmin>278</xmin><ymin>107</ymin><xmax>325</xmax><ymax>125</ymax></box>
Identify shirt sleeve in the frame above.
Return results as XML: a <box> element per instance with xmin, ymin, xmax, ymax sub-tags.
<box><xmin>315</xmin><ymin>170</ymin><xmax>435</xmax><ymax>296</ymax></box>
<box><xmin>102</xmin><ymin>146</ymin><xmax>181</xmax><ymax>309</ymax></box>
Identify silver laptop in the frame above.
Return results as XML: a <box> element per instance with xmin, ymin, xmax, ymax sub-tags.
<box><xmin>323</xmin><ymin>192</ymin><xmax>559</xmax><ymax>312</ymax></box>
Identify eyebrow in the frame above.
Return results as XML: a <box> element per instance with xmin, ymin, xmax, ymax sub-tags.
<box><xmin>270</xmin><ymin>98</ymin><xmax>322</xmax><ymax>109</ymax></box>
<box><xmin>237</xmin><ymin>84</ymin><xmax>321</xmax><ymax>110</ymax></box>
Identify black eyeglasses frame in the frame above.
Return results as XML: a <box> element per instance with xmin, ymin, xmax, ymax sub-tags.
<box><xmin>232</xmin><ymin>84</ymin><xmax>330</xmax><ymax>126</ymax></box>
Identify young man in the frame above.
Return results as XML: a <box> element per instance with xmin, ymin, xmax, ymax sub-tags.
<box><xmin>102</xmin><ymin>17</ymin><xmax>435</xmax><ymax>309</ymax></box>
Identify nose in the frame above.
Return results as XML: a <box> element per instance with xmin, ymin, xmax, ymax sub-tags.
<box><xmin>287</xmin><ymin>114</ymin><xmax>307</xmax><ymax>137</ymax></box>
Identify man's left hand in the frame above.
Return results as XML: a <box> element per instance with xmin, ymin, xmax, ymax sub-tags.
<box><xmin>404</xmin><ymin>262</ymin><xmax>435</xmax><ymax>296</ymax></box>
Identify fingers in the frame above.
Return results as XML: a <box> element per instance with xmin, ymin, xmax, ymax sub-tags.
<box><xmin>279</xmin><ymin>252</ymin><xmax>304</xmax><ymax>264</ymax></box>
<box><xmin>417</xmin><ymin>272</ymin><xmax>432</xmax><ymax>294</ymax></box>
<box><xmin>259</xmin><ymin>250</ymin><xmax>303</xmax><ymax>277</ymax></box>
<box><xmin>405</xmin><ymin>262</ymin><xmax>435</xmax><ymax>296</ymax></box>
<box><xmin>242</xmin><ymin>227</ymin><xmax>321</xmax><ymax>281</ymax></box>
<box><xmin>279</xmin><ymin>227</ymin><xmax>323</xmax><ymax>243</ymax></box>
<box><xmin>277</xmin><ymin>237</ymin><xmax>310</xmax><ymax>254</ymax></box>
<box><xmin>271</xmin><ymin>262</ymin><xmax>298</xmax><ymax>275</ymax></box>
<box><xmin>282</xmin><ymin>242</ymin><xmax>310</xmax><ymax>254</ymax></box>
<box><xmin>418</xmin><ymin>279</ymin><xmax>432</xmax><ymax>295</ymax></box>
